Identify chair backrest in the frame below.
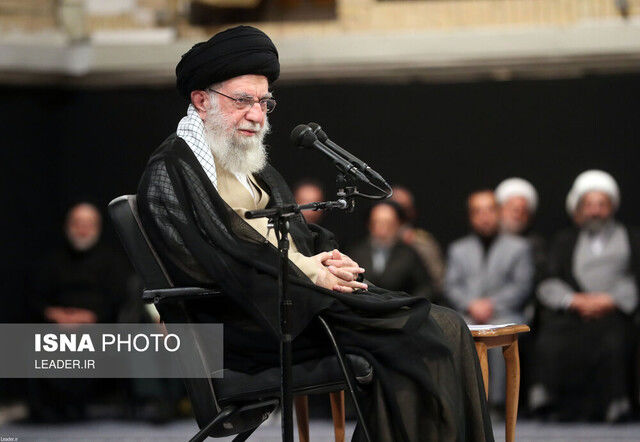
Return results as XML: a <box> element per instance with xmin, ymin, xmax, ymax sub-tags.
<box><xmin>108</xmin><ymin>195</ymin><xmax>275</xmax><ymax>436</ymax></box>
<box><xmin>108</xmin><ymin>195</ymin><xmax>173</xmax><ymax>290</ymax></box>
<box><xmin>108</xmin><ymin>195</ymin><xmax>221</xmax><ymax>424</ymax></box>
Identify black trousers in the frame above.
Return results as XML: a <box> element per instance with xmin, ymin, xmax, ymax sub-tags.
<box><xmin>532</xmin><ymin>308</ymin><xmax>635</xmax><ymax>421</ymax></box>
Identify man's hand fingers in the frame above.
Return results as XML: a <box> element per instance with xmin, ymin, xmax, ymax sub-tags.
<box><xmin>333</xmin><ymin>285</ymin><xmax>353</xmax><ymax>293</ymax></box>
<box><xmin>328</xmin><ymin>265</ymin><xmax>356</xmax><ymax>281</ymax></box>
<box><xmin>317</xmin><ymin>251</ymin><xmax>333</xmax><ymax>263</ymax></box>
<box><xmin>324</xmin><ymin>258</ymin><xmax>365</xmax><ymax>271</ymax></box>
<box><xmin>328</xmin><ymin>266</ymin><xmax>367</xmax><ymax>285</ymax></box>
<box><xmin>337</xmin><ymin>280</ymin><xmax>368</xmax><ymax>291</ymax></box>
<box><xmin>331</xmin><ymin>253</ymin><xmax>356</xmax><ymax>267</ymax></box>
<box><xmin>325</xmin><ymin>261</ymin><xmax>365</xmax><ymax>274</ymax></box>
<box><xmin>328</xmin><ymin>250</ymin><xmax>359</xmax><ymax>266</ymax></box>
<box><xmin>323</xmin><ymin>259</ymin><xmax>345</xmax><ymax>267</ymax></box>
<box><xmin>342</xmin><ymin>266</ymin><xmax>365</xmax><ymax>274</ymax></box>
<box><xmin>340</xmin><ymin>253</ymin><xmax>359</xmax><ymax>267</ymax></box>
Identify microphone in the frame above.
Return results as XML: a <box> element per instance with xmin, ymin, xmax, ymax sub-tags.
<box><xmin>307</xmin><ymin>122</ymin><xmax>389</xmax><ymax>188</ymax></box>
<box><xmin>290</xmin><ymin>124</ymin><xmax>370</xmax><ymax>184</ymax></box>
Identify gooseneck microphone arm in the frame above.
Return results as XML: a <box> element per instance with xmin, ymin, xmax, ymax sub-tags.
<box><xmin>307</xmin><ymin>122</ymin><xmax>390</xmax><ymax>189</ymax></box>
<box><xmin>290</xmin><ymin>124</ymin><xmax>391</xmax><ymax>199</ymax></box>
<box><xmin>290</xmin><ymin>124</ymin><xmax>371</xmax><ymax>185</ymax></box>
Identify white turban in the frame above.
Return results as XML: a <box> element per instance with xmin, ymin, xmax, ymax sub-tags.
<box><xmin>495</xmin><ymin>178</ymin><xmax>538</xmax><ymax>213</ymax></box>
<box><xmin>565</xmin><ymin>169</ymin><xmax>620</xmax><ymax>215</ymax></box>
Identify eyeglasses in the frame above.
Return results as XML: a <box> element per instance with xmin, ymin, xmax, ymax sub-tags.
<box><xmin>208</xmin><ymin>89</ymin><xmax>277</xmax><ymax>113</ymax></box>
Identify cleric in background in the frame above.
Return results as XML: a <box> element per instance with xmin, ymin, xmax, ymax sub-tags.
<box><xmin>530</xmin><ymin>170</ymin><xmax>638</xmax><ymax>422</ymax></box>
<box><xmin>28</xmin><ymin>203</ymin><xmax>127</xmax><ymax>324</ymax></box>
<box><xmin>495</xmin><ymin>177</ymin><xmax>547</xmax><ymax>284</ymax></box>
<box><xmin>26</xmin><ymin>203</ymin><xmax>128</xmax><ymax>422</ymax></box>
<box><xmin>136</xmin><ymin>25</ymin><xmax>493</xmax><ymax>441</ymax></box>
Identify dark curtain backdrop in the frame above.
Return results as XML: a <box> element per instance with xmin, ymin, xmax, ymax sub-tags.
<box><xmin>2</xmin><ymin>73</ymin><xmax>639</xmax><ymax>321</ymax></box>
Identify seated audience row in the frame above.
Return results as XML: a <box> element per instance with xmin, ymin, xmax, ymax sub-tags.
<box><xmin>25</xmin><ymin>170</ymin><xmax>635</xmax><ymax>424</ymax></box>
<box><xmin>443</xmin><ymin>170</ymin><xmax>637</xmax><ymax>421</ymax></box>
<box><xmin>295</xmin><ymin>169</ymin><xmax>638</xmax><ymax>423</ymax></box>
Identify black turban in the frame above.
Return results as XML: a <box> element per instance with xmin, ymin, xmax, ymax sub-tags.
<box><xmin>176</xmin><ymin>25</ymin><xmax>280</xmax><ymax>99</ymax></box>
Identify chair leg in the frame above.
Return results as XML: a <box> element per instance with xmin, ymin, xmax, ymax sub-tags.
<box><xmin>474</xmin><ymin>341</ymin><xmax>489</xmax><ymax>400</ymax></box>
<box><xmin>294</xmin><ymin>395</ymin><xmax>310</xmax><ymax>442</ymax></box>
<box><xmin>318</xmin><ymin>316</ymin><xmax>372</xmax><ymax>442</ymax></box>
<box><xmin>189</xmin><ymin>405</ymin><xmax>237</xmax><ymax>442</ymax></box>
<box><xmin>503</xmin><ymin>339</ymin><xmax>521</xmax><ymax>442</ymax></box>
<box><xmin>330</xmin><ymin>391</ymin><xmax>346</xmax><ymax>442</ymax></box>
<box><xmin>232</xmin><ymin>426</ymin><xmax>258</xmax><ymax>442</ymax></box>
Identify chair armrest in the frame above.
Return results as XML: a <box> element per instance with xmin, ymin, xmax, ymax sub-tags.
<box><xmin>142</xmin><ymin>287</ymin><xmax>224</xmax><ymax>305</ymax></box>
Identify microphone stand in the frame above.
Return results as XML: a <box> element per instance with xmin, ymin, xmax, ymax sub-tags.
<box><xmin>245</xmin><ymin>195</ymin><xmax>354</xmax><ymax>442</ymax></box>
<box><xmin>336</xmin><ymin>172</ymin><xmax>357</xmax><ymax>213</ymax></box>
<box><xmin>245</xmin><ymin>138</ymin><xmax>390</xmax><ymax>441</ymax></box>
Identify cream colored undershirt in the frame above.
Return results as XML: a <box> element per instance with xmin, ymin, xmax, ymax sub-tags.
<box><xmin>213</xmin><ymin>159</ymin><xmax>322</xmax><ymax>284</ymax></box>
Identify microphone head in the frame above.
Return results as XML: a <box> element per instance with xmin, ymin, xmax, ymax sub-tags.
<box><xmin>308</xmin><ymin>122</ymin><xmax>321</xmax><ymax>133</ymax></box>
<box><xmin>308</xmin><ymin>122</ymin><xmax>328</xmax><ymax>142</ymax></box>
<box><xmin>290</xmin><ymin>124</ymin><xmax>317</xmax><ymax>149</ymax></box>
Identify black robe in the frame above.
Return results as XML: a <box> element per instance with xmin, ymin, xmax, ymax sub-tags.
<box><xmin>28</xmin><ymin>242</ymin><xmax>128</xmax><ymax>323</ymax></box>
<box><xmin>349</xmin><ymin>239</ymin><xmax>434</xmax><ymax>300</ymax></box>
<box><xmin>26</xmin><ymin>242</ymin><xmax>129</xmax><ymax>421</ymax></box>
<box><xmin>532</xmin><ymin>226</ymin><xmax>640</xmax><ymax>421</ymax></box>
<box><xmin>137</xmin><ymin>134</ymin><xmax>493</xmax><ymax>441</ymax></box>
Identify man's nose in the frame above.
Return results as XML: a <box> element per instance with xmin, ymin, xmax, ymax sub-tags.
<box><xmin>245</xmin><ymin>102</ymin><xmax>264</xmax><ymax>124</ymax></box>
<box><xmin>596</xmin><ymin>208</ymin><xmax>608</xmax><ymax>218</ymax></box>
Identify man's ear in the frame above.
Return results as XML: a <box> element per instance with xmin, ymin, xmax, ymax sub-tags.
<box><xmin>190</xmin><ymin>90</ymin><xmax>209</xmax><ymax>118</ymax></box>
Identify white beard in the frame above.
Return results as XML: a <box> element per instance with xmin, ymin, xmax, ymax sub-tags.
<box><xmin>501</xmin><ymin>218</ymin><xmax>527</xmax><ymax>235</ymax></box>
<box><xmin>203</xmin><ymin>103</ymin><xmax>269</xmax><ymax>176</ymax></box>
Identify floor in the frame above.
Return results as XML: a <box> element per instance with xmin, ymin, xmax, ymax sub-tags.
<box><xmin>2</xmin><ymin>417</ymin><xmax>640</xmax><ymax>442</ymax></box>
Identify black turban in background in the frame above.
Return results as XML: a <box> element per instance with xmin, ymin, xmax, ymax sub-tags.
<box><xmin>176</xmin><ymin>25</ymin><xmax>280</xmax><ymax>99</ymax></box>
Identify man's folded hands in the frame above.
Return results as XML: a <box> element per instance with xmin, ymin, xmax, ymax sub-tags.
<box><xmin>313</xmin><ymin>249</ymin><xmax>368</xmax><ymax>293</ymax></box>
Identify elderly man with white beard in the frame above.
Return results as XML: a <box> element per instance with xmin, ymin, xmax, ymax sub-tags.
<box><xmin>529</xmin><ymin>170</ymin><xmax>640</xmax><ymax>422</ymax></box>
<box><xmin>495</xmin><ymin>177</ymin><xmax>547</xmax><ymax>284</ymax></box>
<box><xmin>27</xmin><ymin>203</ymin><xmax>129</xmax><ymax>422</ymax></box>
<box><xmin>136</xmin><ymin>26</ymin><xmax>493</xmax><ymax>441</ymax></box>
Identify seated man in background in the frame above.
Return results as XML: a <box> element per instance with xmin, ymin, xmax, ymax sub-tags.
<box><xmin>28</xmin><ymin>202</ymin><xmax>127</xmax><ymax>324</ymax></box>
<box><xmin>293</xmin><ymin>179</ymin><xmax>325</xmax><ymax>225</ymax></box>
<box><xmin>27</xmin><ymin>203</ymin><xmax>128</xmax><ymax>421</ymax></box>
<box><xmin>349</xmin><ymin>201</ymin><xmax>434</xmax><ymax>300</ymax></box>
<box><xmin>137</xmin><ymin>25</ymin><xmax>493</xmax><ymax>441</ymax></box>
<box><xmin>530</xmin><ymin>170</ymin><xmax>639</xmax><ymax>422</ymax></box>
<box><xmin>495</xmin><ymin>177</ymin><xmax>547</xmax><ymax>284</ymax></box>
<box><xmin>445</xmin><ymin>190</ymin><xmax>533</xmax><ymax>408</ymax></box>
<box><xmin>390</xmin><ymin>185</ymin><xmax>446</xmax><ymax>294</ymax></box>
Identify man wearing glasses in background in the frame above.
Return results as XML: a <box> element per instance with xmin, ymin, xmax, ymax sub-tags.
<box><xmin>137</xmin><ymin>25</ymin><xmax>493</xmax><ymax>441</ymax></box>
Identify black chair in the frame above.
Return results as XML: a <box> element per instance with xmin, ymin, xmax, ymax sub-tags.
<box><xmin>108</xmin><ymin>195</ymin><xmax>373</xmax><ymax>442</ymax></box>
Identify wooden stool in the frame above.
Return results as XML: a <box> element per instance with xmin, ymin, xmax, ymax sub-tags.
<box><xmin>296</xmin><ymin>324</ymin><xmax>530</xmax><ymax>442</ymax></box>
<box><xmin>295</xmin><ymin>391</ymin><xmax>345</xmax><ymax>442</ymax></box>
<box><xmin>470</xmin><ymin>324</ymin><xmax>530</xmax><ymax>442</ymax></box>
